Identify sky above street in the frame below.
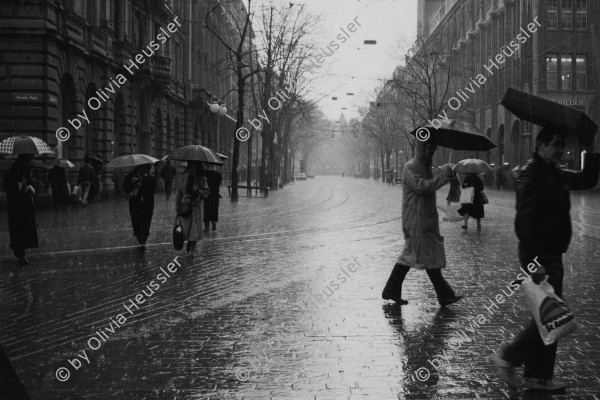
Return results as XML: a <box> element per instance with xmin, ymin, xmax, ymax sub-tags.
<box><xmin>293</xmin><ymin>0</ymin><xmax>418</xmax><ymax>122</ymax></box>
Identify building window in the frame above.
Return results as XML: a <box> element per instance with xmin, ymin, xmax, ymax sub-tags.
<box><xmin>576</xmin><ymin>55</ymin><xmax>587</xmax><ymax>90</ymax></box>
<box><xmin>575</xmin><ymin>0</ymin><xmax>587</xmax><ymax>30</ymax></box>
<box><xmin>561</xmin><ymin>0</ymin><xmax>573</xmax><ymax>30</ymax></box>
<box><xmin>561</xmin><ymin>55</ymin><xmax>573</xmax><ymax>90</ymax></box>
<box><xmin>547</xmin><ymin>0</ymin><xmax>559</xmax><ymax>29</ymax></box>
<box><xmin>546</xmin><ymin>54</ymin><xmax>558</xmax><ymax>90</ymax></box>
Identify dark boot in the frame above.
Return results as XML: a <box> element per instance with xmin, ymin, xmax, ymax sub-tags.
<box><xmin>427</xmin><ymin>269</ymin><xmax>463</xmax><ymax>306</ymax></box>
<box><xmin>382</xmin><ymin>263</ymin><xmax>410</xmax><ymax>305</ymax></box>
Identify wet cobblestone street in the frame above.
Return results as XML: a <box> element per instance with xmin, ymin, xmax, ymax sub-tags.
<box><xmin>1</xmin><ymin>177</ymin><xmax>600</xmax><ymax>400</ymax></box>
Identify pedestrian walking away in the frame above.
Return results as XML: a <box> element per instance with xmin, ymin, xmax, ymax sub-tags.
<box><xmin>48</xmin><ymin>163</ymin><xmax>68</xmax><ymax>210</ymax></box>
<box><xmin>161</xmin><ymin>160</ymin><xmax>177</xmax><ymax>201</ymax></box>
<box><xmin>446</xmin><ymin>172</ymin><xmax>461</xmax><ymax>206</ymax></box>
<box><xmin>77</xmin><ymin>155</ymin><xmax>97</xmax><ymax>207</ymax></box>
<box><xmin>2</xmin><ymin>154</ymin><xmax>39</xmax><ymax>265</ymax></box>
<box><xmin>457</xmin><ymin>172</ymin><xmax>485</xmax><ymax>232</ymax></box>
<box><xmin>203</xmin><ymin>166</ymin><xmax>222</xmax><ymax>233</ymax></box>
<box><xmin>175</xmin><ymin>161</ymin><xmax>209</xmax><ymax>257</ymax></box>
<box><xmin>122</xmin><ymin>164</ymin><xmax>157</xmax><ymax>252</ymax></box>
<box><xmin>381</xmin><ymin>139</ymin><xmax>463</xmax><ymax>307</ymax></box>
<box><xmin>492</xmin><ymin>126</ymin><xmax>600</xmax><ymax>391</ymax></box>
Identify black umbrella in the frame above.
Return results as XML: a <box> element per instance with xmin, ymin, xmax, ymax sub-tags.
<box><xmin>170</xmin><ymin>145</ymin><xmax>224</xmax><ymax>165</ymax></box>
<box><xmin>501</xmin><ymin>88</ymin><xmax>597</xmax><ymax>141</ymax></box>
<box><xmin>410</xmin><ymin>119</ymin><xmax>497</xmax><ymax>151</ymax></box>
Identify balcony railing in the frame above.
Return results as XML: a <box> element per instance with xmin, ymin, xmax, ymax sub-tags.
<box><xmin>154</xmin><ymin>56</ymin><xmax>172</xmax><ymax>79</ymax></box>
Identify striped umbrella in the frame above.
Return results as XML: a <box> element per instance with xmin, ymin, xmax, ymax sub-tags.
<box><xmin>169</xmin><ymin>145</ymin><xmax>224</xmax><ymax>165</ymax></box>
<box><xmin>106</xmin><ymin>154</ymin><xmax>160</xmax><ymax>168</ymax></box>
<box><xmin>0</xmin><ymin>135</ymin><xmax>55</xmax><ymax>156</ymax></box>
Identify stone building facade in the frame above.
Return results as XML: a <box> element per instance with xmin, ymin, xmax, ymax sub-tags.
<box><xmin>417</xmin><ymin>0</ymin><xmax>599</xmax><ymax>176</ymax></box>
<box><xmin>0</xmin><ymin>0</ymin><xmax>255</xmax><ymax>188</ymax></box>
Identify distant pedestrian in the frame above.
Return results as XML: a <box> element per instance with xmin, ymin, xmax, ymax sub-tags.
<box><xmin>112</xmin><ymin>167</ymin><xmax>125</xmax><ymax>199</ymax></box>
<box><xmin>203</xmin><ymin>166</ymin><xmax>222</xmax><ymax>233</ymax></box>
<box><xmin>496</xmin><ymin>167</ymin><xmax>506</xmax><ymax>189</ymax></box>
<box><xmin>160</xmin><ymin>160</ymin><xmax>177</xmax><ymax>200</ymax></box>
<box><xmin>2</xmin><ymin>154</ymin><xmax>38</xmax><ymax>265</ymax></box>
<box><xmin>492</xmin><ymin>127</ymin><xmax>600</xmax><ymax>391</ymax></box>
<box><xmin>457</xmin><ymin>173</ymin><xmax>485</xmax><ymax>232</ymax></box>
<box><xmin>77</xmin><ymin>156</ymin><xmax>97</xmax><ymax>206</ymax></box>
<box><xmin>381</xmin><ymin>139</ymin><xmax>463</xmax><ymax>307</ymax></box>
<box><xmin>446</xmin><ymin>172</ymin><xmax>461</xmax><ymax>206</ymax></box>
<box><xmin>122</xmin><ymin>164</ymin><xmax>157</xmax><ymax>251</ymax></box>
<box><xmin>48</xmin><ymin>164</ymin><xmax>68</xmax><ymax>210</ymax></box>
<box><xmin>175</xmin><ymin>162</ymin><xmax>209</xmax><ymax>257</ymax></box>
<box><xmin>90</xmin><ymin>154</ymin><xmax>104</xmax><ymax>201</ymax></box>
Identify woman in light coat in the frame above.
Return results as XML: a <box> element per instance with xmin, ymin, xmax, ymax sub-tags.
<box><xmin>381</xmin><ymin>140</ymin><xmax>463</xmax><ymax>306</ymax></box>
<box><xmin>175</xmin><ymin>162</ymin><xmax>209</xmax><ymax>257</ymax></box>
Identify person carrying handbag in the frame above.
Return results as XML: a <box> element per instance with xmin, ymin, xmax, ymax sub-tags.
<box><xmin>457</xmin><ymin>172</ymin><xmax>485</xmax><ymax>232</ymax></box>
<box><xmin>175</xmin><ymin>161</ymin><xmax>209</xmax><ymax>257</ymax></box>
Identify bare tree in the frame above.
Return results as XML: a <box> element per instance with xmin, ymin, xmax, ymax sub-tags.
<box><xmin>204</xmin><ymin>0</ymin><xmax>260</xmax><ymax>202</ymax></box>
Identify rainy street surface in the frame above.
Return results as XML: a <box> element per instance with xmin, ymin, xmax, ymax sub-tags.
<box><xmin>1</xmin><ymin>176</ymin><xmax>600</xmax><ymax>400</ymax></box>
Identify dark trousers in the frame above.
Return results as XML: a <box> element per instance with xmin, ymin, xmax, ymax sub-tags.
<box><xmin>501</xmin><ymin>250</ymin><xmax>564</xmax><ymax>379</ymax></box>
<box><xmin>384</xmin><ymin>264</ymin><xmax>455</xmax><ymax>300</ymax></box>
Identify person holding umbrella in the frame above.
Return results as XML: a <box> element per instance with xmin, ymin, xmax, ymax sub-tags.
<box><xmin>175</xmin><ymin>161</ymin><xmax>209</xmax><ymax>257</ymax></box>
<box><xmin>77</xmin><ymin>155</ymin><xmax>97</xmax><ymax>207</ymax></box>
<box><xmin>0</xmin><ymin>135</ymin><xmax>55</xmax><ymax>265</ymax></box>
<box><xmin>2</xmin><ymin>154</ymin><xmax>38</xmax><ymax>265</ymax></box>
<box><xmin>457</xmin><ymin>172</ymin><xmax>485</xmax><ymax>232</ymax></box>
<box><xmin>122</xmin><ymin>164</ymin><xmax>157</xmax><ymax>251</ymax></box>
<box><xmin>381</xmin><ymin>138</ymin><xmax>463</xmax><ymax>306</ymax></box>
<box><xmin>112</xmin><ymin>155</ymin><xmax>160</xmax><ymax>252</ymax></box>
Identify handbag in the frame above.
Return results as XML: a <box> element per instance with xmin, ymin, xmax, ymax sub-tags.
<box><xmin>522</xmin><ymin>277</ymin><xmax>577</xmax><ymax>345</ymax></box>
<box><xmin>480</xmin><ymin>191</ymin><xmax>489</xmax><ymax>204</ymax></box>
<box><xmin>173</xmin><ymin>215</ymin><xmax>184</xmax><ymax>250</ymax></box>
<box><xmin>459</xmin><ymin>186</ymin><xmax>474</xmax><ymax>204</ymax></box>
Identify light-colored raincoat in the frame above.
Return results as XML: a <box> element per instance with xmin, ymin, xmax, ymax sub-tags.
<box><xmin>175</xmin><ymin>174</ymin><xmax>209</xmax><ymax>242</ymax></box>
<box><xmin>397</xmin><ymin>158</ymin><xmax>449</xmax><ymax>270</ymax></box>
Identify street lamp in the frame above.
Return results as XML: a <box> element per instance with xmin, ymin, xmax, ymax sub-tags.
<box><xmin>209</xmin><ymin>103</ymin><xmax>227</xmax><ymax>152</ymax></box>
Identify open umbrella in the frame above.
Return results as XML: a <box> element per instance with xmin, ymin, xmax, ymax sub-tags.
<box><xmin>0</xmin><ymin>135</ymin><xmax>55</xmax><ymax>156</ymax></box>
<box><xmin>410</xmin><ymin>119</ymin><xmax>497</xmax><ymax>151</ymax></box>
<box><xmin>170</xmin><ymin>145</ymin><xmax>224</xmax><ymax>165</ymax></box>
<box><xmin>501</xmin><ymin>88</ymin><xmax>597</xmax><ymax>142</ymax></box>
<box><xmin>107</xmin><ymin>154</ymin><xmax>160</xmax><ymax>168</ymax></box>
<box><xmin>27</xmin><ymin>159</ymin><xmax>51</xmax><ymax>169</ymax></box>
<box><xmin>453</xmin><ymin>158</ymin><xmax>493</xmax><ymax>174</ymax></box>
<box><xmin>216</xmin><ymin>152</ymin><xmax>229</xmax><ymax>160</ymax></box>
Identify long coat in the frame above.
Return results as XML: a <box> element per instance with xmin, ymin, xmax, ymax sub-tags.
<box><xmin>123</xmin><ymin>172</ymin><xmax>156</xmax><ymax>244</ymax></box>
<box><xmin>2</xmin><ymin>162</ymin><xmax>38</xmax><ymax>254</ymax></box>
<box><xmin>203</xmin><ymin>170</ymin><xmax>222</xmax><ymax>223</ymax></box>
<box><xmin>397</xmin><ymin>158</ymin><xmax>448</xmax><ymax>270</ymax></box>
<box><xmin>457</xmin><ymin>174</ymin><xmax>485</xmax><ymax>219</ymax></box>
<box><xmin>175</xmin><ymin>174</ymin><xmax>209</xmax><ymax>242</ymax></box>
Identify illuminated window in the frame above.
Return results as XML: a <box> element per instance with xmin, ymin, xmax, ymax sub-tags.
<box><xmin>561</xmin><ymin>0</ymin><xmax>573</xmax><ymax>30</ymax></box>
<box><xmin>547</xmin><ymin>0</ymin><xmax>559</xmax><ymax>29</ymax></box>
<box><xmin>576</xmin><ymin>55</ymin><xmax>587</xmax><ymax>90</ymax></box>
<box><xmin>546</xmin><ymin>54</ymin><xmax>558</xmax><ymax>90</ymax></box>
<box><xmin>575</xmin><ymin>0</ymin><xmax>587</xmax><ymax>30</ymax></box>
<box><xmin>561</xmin><ymin>55</ymin><xmax>573</xmax><ymax>90</ymax></box>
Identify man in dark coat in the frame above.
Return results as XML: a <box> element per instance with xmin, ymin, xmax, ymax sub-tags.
<box><xmin>381</xmin><ymin>139</ymin><xmax>463</xmax><ymax>307</ymax></box>
<box><xmin>123</xmin><ymin>164</ymin><xmax>157</xmax><ymax>251</ymax></box>
<box><xmin>203</xmin><ymin>167</ymin><xmax>222</xmax><ymax>232</ymax></box>
<box><xmin>77</xmin><ymin>156</ymin><xmax>97</xmax><ymax>206</ymax></box>
<box><xmin>493</xmin><ymin>126</ymin><xmax>600</xmax><ymax>391</ymax></box>
<box><xmin>2</xmin><ymin>154</ymin><xmax>38</xmax><ymax>264</ymax></box>
<box><xmin>48</xmin><ymin>164</ymin><xmax>68</xmax><ymax>210</ymax></box>
<box><xmin>160</xmin><ymin>160</ymin><xmax>177</xmax><ymax>200</ymax></box>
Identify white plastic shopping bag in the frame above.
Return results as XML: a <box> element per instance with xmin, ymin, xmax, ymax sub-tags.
<box><xmin>459</xmin><ymin>186</ymin><xmax>474</xmax><ymax>204</ymax></box>
<box><xmin>522</xmin><ymin>277</ymin><xmax>577</xmax><ymax>345</ymax></box>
